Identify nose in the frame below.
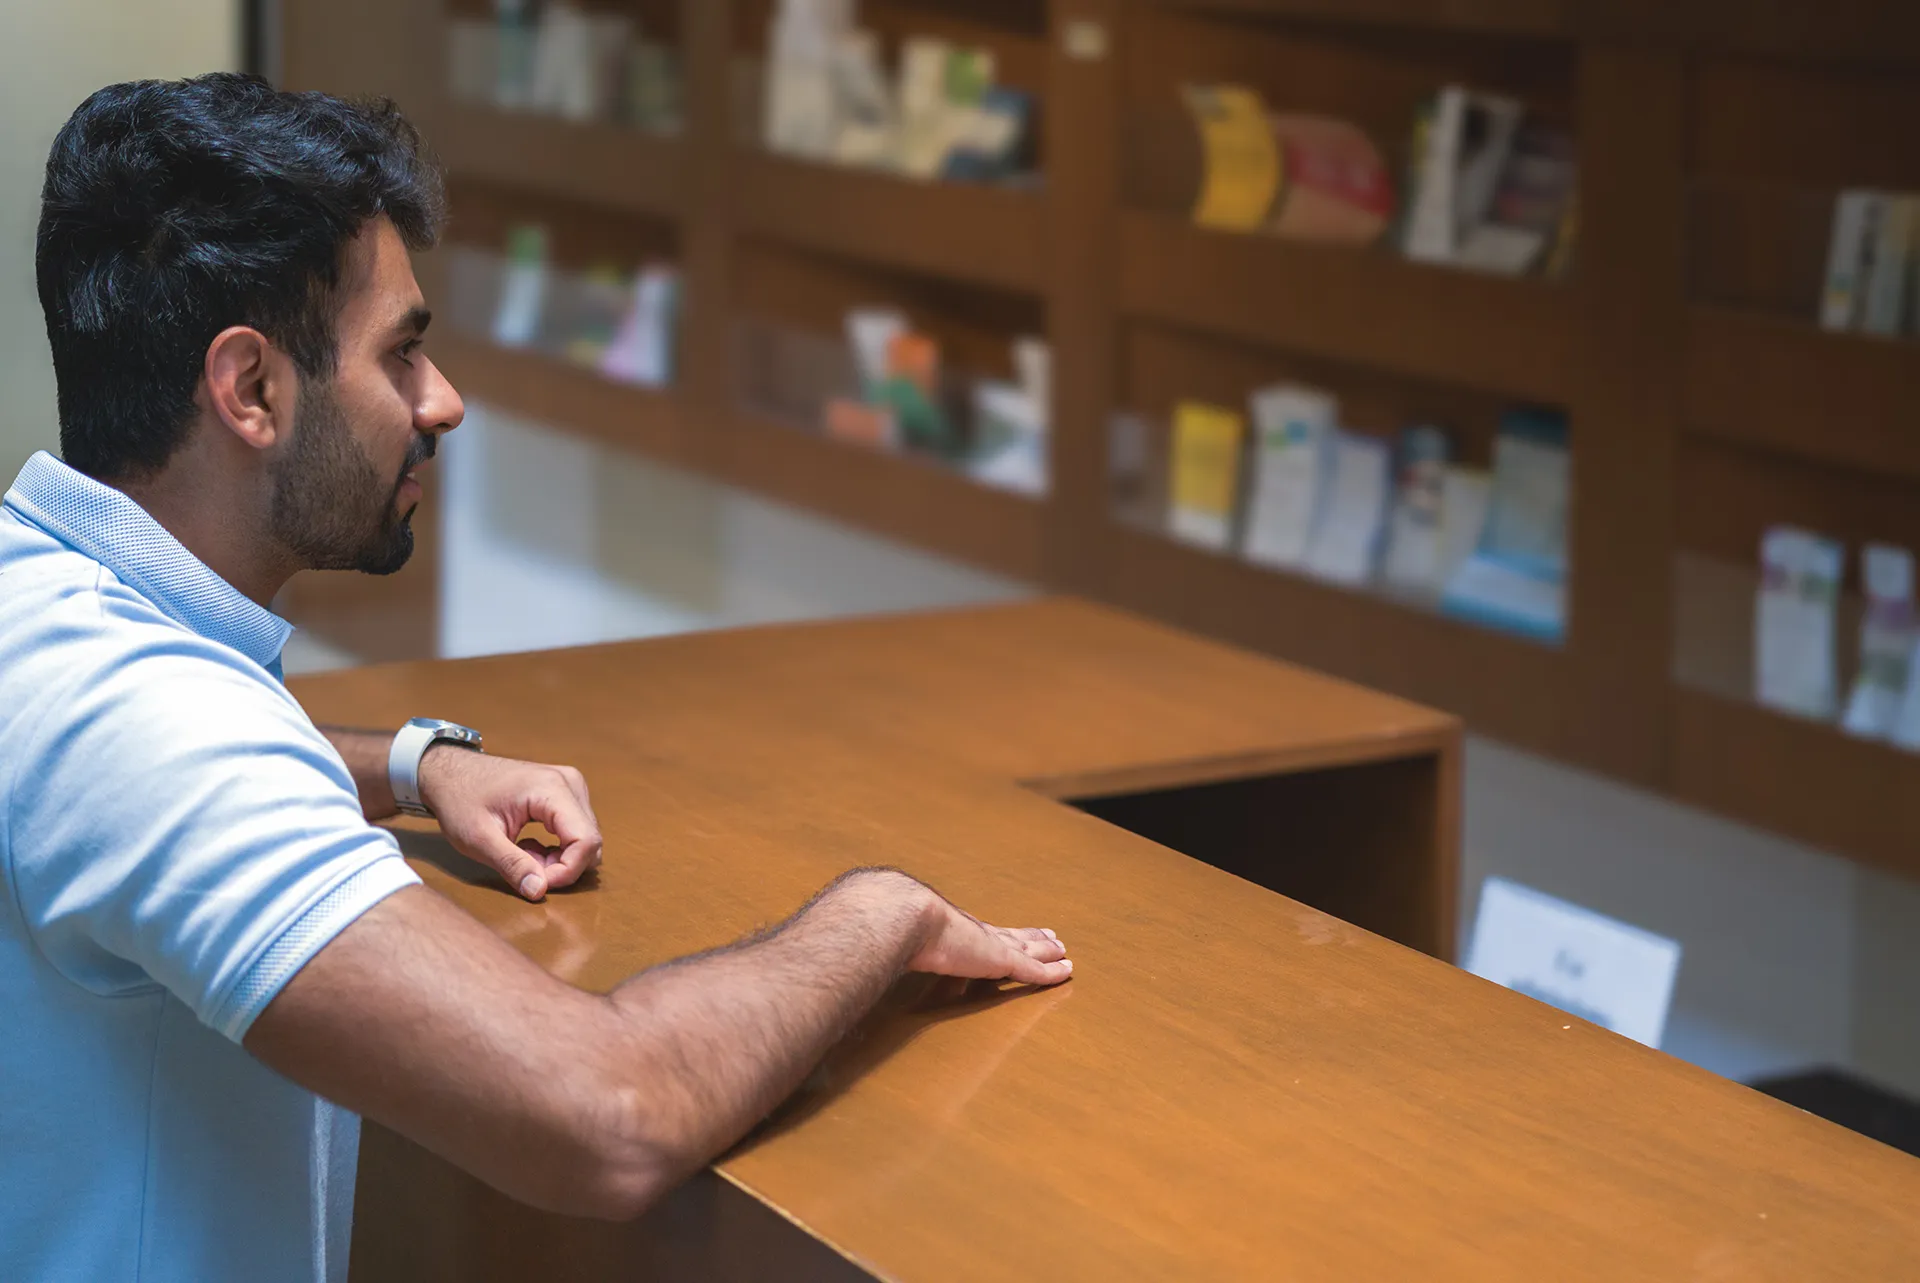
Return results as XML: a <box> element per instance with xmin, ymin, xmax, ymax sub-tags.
<box><xmin>416</xmin><ymin>354</ymin><xmax>465</xmax><ymax>438</ymax></box>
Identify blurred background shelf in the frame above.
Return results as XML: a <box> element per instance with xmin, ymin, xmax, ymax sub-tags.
<box><xmin>1684</xmin><ymin>308</ymin><xmax>1920</xmax><ymax>481</ymax></box>
<box><xmin>1188</xmin><ymin>0</ymin><xmax>1920</xmax><ymax>62</ymax></box>
<box><xmin>429</xmin><ymin>101</ymin><xmax>688</xmax><ymax>219</ymax></box>
<box><xmin>431</xmin><ymin>330</ymin><xmax>698</xmax><ymax>467</ymax></box>
<box><xmin>1672</xmin><ymin>690</ymin><xmax>1920</xmax><ymax>883</ymax></box>
<box><xmin>432</xmin><ymin>331</ymin><xmax>1045</xmax><ymax>582</ymax></box>
<box><xmin>743</xmin><ymin>0</ymin><xmax>1050</xmax><ymax>88</ymax></box>
<box><xmin>279</xmin><ymin>0</ymin><xmax>1920</xmax><ymax>880</ymax></box>
<box><xmin>1118</xmin><ymin>212</ymin><xmax>1576</xmax><ymax>404</ymax></box>
<box><xmin>1094</xmin><ymin>521</ymin><xmax>1572</xmax><ymax>759</ymax></box>
<box><xmin>721</xmin><ymin>411</ymin><xmax>1047</xmax><ymax>582</ymax></box>
<box><xmin>1142</xmin><ymin>0</ymin><xmax>1577</xmax><ymax>38</ymax></box>
<box><xmin>1596</xmin><ymin>0</ymin><xmax>1920</xmax><ymax>69</ymax></box>
<box><xmin>730</xmin><ymin>155</ymin><xmax>1046</xmax><ymax>294</ymax></box>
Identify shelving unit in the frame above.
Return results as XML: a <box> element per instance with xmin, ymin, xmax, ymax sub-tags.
<box><xmin>1672</xmin><ymin>691</ymin><xmax>1920</xmax><ymax>880</ymax></box>
<box><xmin>722</xmin><ymin>410</ymin><xmax>1049</xmax><ymax>580</ymax></box>
<box><xmin>280</xmin><ymin>0</ymin><xmax>1920</xmax><ymax>880</ymax></box>
<box><xmin>428</xmin><ymin>102</ymin><xmax>688</xmax><ymax>218</ymax></box>
<box><xmin>732</xmin><ymin>155</ymin><xmax>1047</xmax><ymax>291</ymax></box>
<box><xmin>1117</xmin><ymin>212</ymin><xmax>1577</xmax><ymax>403</ymax></box>
<box><xmin>432</xmin><ymin>330</ymin><xmax>695</xmax><ymax>465</ymax></box>
<box><xmin>1101</xmin><ymin>520</ymin><xmax>1574</xmax><ymax>754</ymax></box>
<box><xmin>1142</xmin><ymin>0</ymin><xmax>1574</xmax><ymax>39</ymax></box>
<box><xmin>430</xmin><ymin>329</ymin><xmax>1049</xmax><ymax>581</ymax></box>
<box><xmin>1684</xmin><ymin>309</ymin><xmax>1920</xmax><ymax>482</ymax></box>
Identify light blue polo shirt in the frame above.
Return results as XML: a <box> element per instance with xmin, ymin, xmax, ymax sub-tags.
<box><xmin>0</xmin><ymin>451</ymin><xmax>421</xmax><ymax>1282</ymax></box>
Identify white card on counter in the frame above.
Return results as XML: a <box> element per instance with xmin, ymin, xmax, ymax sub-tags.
<box><xmin>1464</xmin><ymin>877</ymin><xmax>1681</xmax><ymax>1049</ymax></box>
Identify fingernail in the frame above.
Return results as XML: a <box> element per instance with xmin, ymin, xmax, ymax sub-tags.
<box><xmin>520</xmin><ymin>873</ymin><xmax>546</xmax><ymax>900</ymax></box>
<box><xmin>1062</xmin><ymin>959</ymin><xmax>1073</xmax><ymax>973</ymax></box>
<box><xmin>1043</xmin><ymin>929</ymin><xmax>1058</xmax><ymax>940</ymax></box>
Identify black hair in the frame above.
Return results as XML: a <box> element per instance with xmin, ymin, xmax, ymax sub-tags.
<box><xmin>36</xmin><ymin>72</ymin><xmax>445</xmax><ymax>480</ymax></box>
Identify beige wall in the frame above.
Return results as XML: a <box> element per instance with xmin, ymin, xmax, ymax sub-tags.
<box><xmin>0</xmin><ymin>1</ymin><xmax>236</xmax><ymax>487</ymax></box>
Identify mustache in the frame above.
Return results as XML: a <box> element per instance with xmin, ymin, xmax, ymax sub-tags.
<box><xmin>392</xmin><ymin>433</ymin><xmax>437</xmax><ymax>502</ymax></box>
<box><xmin>404</xmin><ymin>433</ymin><xmax>437</xmax><ymax>471</ymax></box>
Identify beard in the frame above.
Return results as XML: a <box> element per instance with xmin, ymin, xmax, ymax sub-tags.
<box><xmin>270</xmin><ymin>380</ymin><xmax>433</xmax><ymax>576</ymax></box>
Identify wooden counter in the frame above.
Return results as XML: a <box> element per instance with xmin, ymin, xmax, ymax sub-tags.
<box><xmin>288</xmin><ymin>599</ymin><xmax>1920</xmax><ymax>1281</ymax></box>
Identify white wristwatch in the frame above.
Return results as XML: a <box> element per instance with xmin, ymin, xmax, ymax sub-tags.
<box><xmin>388</xmin><ymin>717</ymin><xmax>484</xmax><ymax>818</ymax></box>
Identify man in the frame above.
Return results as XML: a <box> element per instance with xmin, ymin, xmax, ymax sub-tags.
<box><xmin>0</xmin><ymin>74</ymin><xmax>1070</xmax><ymax>1282</ymax></box>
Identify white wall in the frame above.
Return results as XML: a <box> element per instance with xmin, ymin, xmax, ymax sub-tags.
<box><xmin>0</xmin><ymin>0</ymin><xmax>236</xmax><ymax>487</ymax></box>
<box><xmin>1465</xmin><ymin>736</ymin><xmax>1920</xmax><ymax>1095</ymax></box>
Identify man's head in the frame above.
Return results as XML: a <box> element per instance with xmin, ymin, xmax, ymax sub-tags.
<box><xmin>36</xmin><ymin>73</ymin><xmax>463</xmax><ymax>577</ymax></box>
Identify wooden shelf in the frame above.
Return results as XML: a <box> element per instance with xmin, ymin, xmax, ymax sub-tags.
<box><xmin>1672</xmin><ymin>689</ymin><xmax>1920</xmax><ymax>881</ymax></box>
<box><xmin>429</xmin><ymin>102</ymin><xmax>687</xmax><ymax>220</ymax></box>
<box><xmin>1095</xmin><ymin>522</ymin><xmax>1571</xmax><ymax>761</ymax></box>
<box><xmin>1118</xmin><ymin>212</ymin><xmax>1577</xmax><ymax>403</ymax></box>
<box><xmin>718</xmin><ymin>413</ymin><xmax>1047</xmax><ymax>582</ymax></box>
<box><xmin>1143</xmin><ymin>0</ymin><xmax>1577</xmax><ymax>38</ymax></box>
<box><xmin>433</xmin><ymin>331</ymin><xmax>1045</xmax><ymax>583</ymax></box>
<box><xmin>1593</xmin><ymin>0</ymin><xmax>1920</xmax><ymax>69</ymax></box>
<box><xmin>432</xmin><ymin>331</ymin><xmax>700</xmax><ymax>468</ymax></box>
<box><xmin>1158</xmin><ymin>0</ymin><xmax>1920</xmax><ymax>61</ymax></box>
<box><xmin>729</xmin><ymin>154</ymin><xmax>1048</xmax><ymax>294</ymax></box>
<box><xmin>1684</xmin><ymin>307</ymin><xmax>1920</xmax><ymax>481</ymax></box>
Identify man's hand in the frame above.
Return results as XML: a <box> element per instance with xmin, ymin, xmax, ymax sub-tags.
<box><xmin>904</xmin><ymin>887</ymin><xmax>1071</xmax><ymax>986</ymax></box>
<box><xmin>419</xmin><ymin>747</ymin><xmax>603</xmax><ymax>902</ymax></box>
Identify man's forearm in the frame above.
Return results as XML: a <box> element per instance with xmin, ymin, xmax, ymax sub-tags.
<box><xmin>248</xmin><ymin>865</ymin><xmax>1064</xmax><ymax>1220</ymax></box>
<box><xmin>316</xmin><ymin>725</ymin><xmax>398</xmax><ymax>820</ymax></box>
<box><xmin>597</xmin><ymin>868</ymin><xmax>938</xmax><ymax>1188</ymax></box>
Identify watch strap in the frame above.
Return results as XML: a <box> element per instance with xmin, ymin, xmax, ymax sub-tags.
<box><xmin>388</xmin><ymin>718</ymin><xmax>483</xmax><ymax>818</ymax></box>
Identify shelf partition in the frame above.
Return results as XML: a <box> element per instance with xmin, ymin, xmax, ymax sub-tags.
<box><xmin>1117</xmin><ymin>212</ymin><xmax>1578</xmax><ymax>404</ymax></box>
<box><xmin>1150</xmin><ymin>0</ymin><xmax>1920</xmax><ymax>57</ymax></box>
<box><xmin>730</xmin><ymin>155</ymin><xmax>1048</xmax><ymax>294</ymax></box>
<box><xmin>1672</xmin><ymin>689</ymin><xmax>1920</xmax><ymax>882</ymax></box>
<box><xmin>1094</xmin><ymin>522</ymin><xmax>1573</xmax><ymax>761</ymax></box>
<box><xmin>1143</xmin><ymin>0</ymin><xmax>1577</xmax><ymax>38</ymax></box>
<box><xmin>1684</xmin><ymin>307</ymin><xmax>1920</xmax><ymax>482</ymax></box>
<box><xmin>428</xmin><ymin>102</ymin><xmax>689</xmax><ymax>220</ymax></box>
<box><xmin>432</xmin><ymin>331</ymin><xmax>699</xmax><ymax>469</ymax></box>
<box><xmin>433</xmin><ymin>331</ymin><xmax>1046</xmax><ymax>584</ymax></box>
<box><xmin>719</xmin><ymin>412</ymin><xmax>1048</xmax><ymax>583</ymax></box>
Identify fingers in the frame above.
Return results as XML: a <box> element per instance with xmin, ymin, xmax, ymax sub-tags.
<box><xmin>554</xmin><ymin>765</ymin><xmax>600</xmax><ymax>838</ymax></box>
<box><xmin>523</xmin><ymin>768</ymin><xmax>604</xmax><ymax>892</ymax></box>
<box><xmin>476</xmin><ymin>829</ymin><xmax>555</xmax><ymax>902</ymax></box>
<box><xmin>993</xmin><ymin>925</ymin><xmax>1070</xmax><ymax>985</ymax></box>
<box><xmin>1005</xmin><ymin>929</ymin><xmax>1066</xmax><ymax>964</ymax></box>
<box><xmin>1002</xmin><ymin>949</ymin><xmax>1073</xmax><ymax>987</ymax></box>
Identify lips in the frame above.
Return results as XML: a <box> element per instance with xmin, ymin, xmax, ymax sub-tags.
<box><xmin>399</xmin><ymin>434</ymin><xmax>437</xmax><ymax>488</ymax></box>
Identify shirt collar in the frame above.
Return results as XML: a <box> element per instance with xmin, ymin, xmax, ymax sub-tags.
<box><xmin>3</xmin><ymin>450</ymin><xmax>293</xmax><ymax>673</ymax></box>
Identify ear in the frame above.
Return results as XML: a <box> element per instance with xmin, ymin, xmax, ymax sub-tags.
<box><xmin>203</xmin><ymin>326</ymin><xmax>296</xmax><ymax>451</ymax></box>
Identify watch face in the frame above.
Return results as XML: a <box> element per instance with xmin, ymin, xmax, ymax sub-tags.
<box><xmin>417</xmin><ymin>720</ymin><xmax>483</xmax><ymax>751</ymax></box>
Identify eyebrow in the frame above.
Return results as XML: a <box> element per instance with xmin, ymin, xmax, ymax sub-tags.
<box><xmin>390</xmin><ymin>306</ymin><xmax>433</xmax><ymax>341</ymax></box>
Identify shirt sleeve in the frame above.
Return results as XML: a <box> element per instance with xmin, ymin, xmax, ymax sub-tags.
<box><xmin>10</xmin><ymin>638</ymin><xmax>420</xmax><ymax>1042</ymax></box>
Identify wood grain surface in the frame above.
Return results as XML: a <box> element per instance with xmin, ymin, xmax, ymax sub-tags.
<box><xmin>288</xmin><ymin>600</ymin><xmax>1920</xmax><ymax>1280</ymax></box>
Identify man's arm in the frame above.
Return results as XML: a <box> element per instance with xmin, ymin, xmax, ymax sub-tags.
<box><xmin>318</xmin><ymin>724</ymin><xmax>602</xmax><ymax>901</ymax></box>
<box><xmin>319</xmin><ymin>726</ymin><xmax>403</xmax><ymax>819</ymax></box>
<box><xmin>245</xmin><ymin>867</ymin><xmax>1070</xmax><ymax>1219</ymax></box>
